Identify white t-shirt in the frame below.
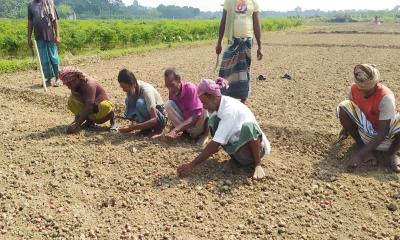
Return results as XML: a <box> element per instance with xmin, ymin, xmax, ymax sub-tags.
<box><xmin>213</xmin><ymin>96</ymin><xmax>271</xmax><ymax>153</ymax></box>
<box><xmin>224</xmin><ymin>0</ymin><xmax>260</xmax><ymax>38</ymax></box>
<box><xmin>136</xmin><ymin>80</ymin><xmax>164</xmax><ymax>111</ymax></box>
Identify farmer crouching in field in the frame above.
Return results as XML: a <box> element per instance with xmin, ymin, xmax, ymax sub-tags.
<box><xmin>161</xmin><ymin>68</ymin><xmax>209</xmax><ymax>146</ymax></box>
<box><xmin>117</xmin><ymin>69</ymin><xmax>167</xmax><ymax>136</ymax></box>
<box><xmin>216</xmin><ymin>0</ymin><xmax>263</xmax><ymax>103</ymax></box>
<box><xmin>59</xmin><ymin>67</ymin><xmax>117</xmax><ymax>134</ymax></box>
<box><xmin>338</xmin><ymin>64</ymin><xmax>400</xmax><ymax>172</ymax></box>
<box><xmin>177</xmin><ymin>78</ymin><xmax>271</xmax><ymax>179</ymax></box>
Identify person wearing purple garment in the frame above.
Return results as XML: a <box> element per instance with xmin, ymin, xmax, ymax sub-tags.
<box><xmin>162</xmin><ymin>68</ymin><xmax>209</xmax><ymax>146</ymax></box>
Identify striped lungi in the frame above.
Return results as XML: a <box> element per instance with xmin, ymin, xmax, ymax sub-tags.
<box><xmin>338</xmin><ymin>100</ymin><xmax>400</xmax><ymax>151</ymax></box>
<box><xmin>165</xmin><ymin>100</ymin><xmax>208</xmax><ymax>138</ymax></box>
<box><xmin>219</xmin><ymin>37</ymin><xmax>252</xmax><ymax>100</ymax></box>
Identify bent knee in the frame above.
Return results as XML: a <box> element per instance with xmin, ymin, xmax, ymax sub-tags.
<box><xmin>135</xmin><ymin>98</ymin><xmax>147</xmax><ymax>108</ymax></box>
<box><xmin>164</xmin><ymin>100</ymin><xmax>176</xmax><ymax>112</ymax></box>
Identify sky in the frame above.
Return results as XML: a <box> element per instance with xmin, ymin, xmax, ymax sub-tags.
<box><xmin>123</xmin><ymin>0</ymin><xmax>399</xmax><ymax>12</ymax></box>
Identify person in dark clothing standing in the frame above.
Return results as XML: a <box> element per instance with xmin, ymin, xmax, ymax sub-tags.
<box><xmin>28</xmin><ymin>0</ymin><xmax>62</xmax><ymax>87</ymax></box>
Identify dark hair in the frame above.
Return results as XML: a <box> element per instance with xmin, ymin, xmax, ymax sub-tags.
<box><xmin>164</xmin><ymin>68</ymin><xmax>181</xmax><ymax>80</ymax></box>
<box><xmin>118</xmin><ymin>69</ymin><xmax>137</xmax><ymax>85</ymax></box>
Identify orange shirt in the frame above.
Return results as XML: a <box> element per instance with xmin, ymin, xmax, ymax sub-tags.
<box><xmin>351</xmin><ymin>83</ymin><xmax>395</xmax><ymax>129</ymax></box>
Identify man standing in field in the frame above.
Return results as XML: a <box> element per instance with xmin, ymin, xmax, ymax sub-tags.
<box><xmin>28</xmin><ymin>0</ymin><xmax>62</xmax><ymax>87</ymax></box>
<box><xmin>216</xmin><ymin>0</ymin><xmax>263</xmax><ymax>103</ymax></box>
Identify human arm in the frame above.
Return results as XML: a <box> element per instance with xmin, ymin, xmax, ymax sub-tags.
<box><xmin>177</xmin><ymin>140</ymin><xmax>221</xmax><ymax>177</ymax></box>
<box><xmin>167</xmin><ymin>87</ymin><xmax>202</xmax><ymax>138</ymax></box>
<box><xmin>352</xmin><ymin>96</ymin><xmax>395</xmax><ymax>162</ymax></box>
<box><xmin>54</xmin><ymin>20</ymin><xmax>60</xmax><ymax>45</ymax></box>
<box><xmin>67</xmin><ymin>84</ymin><xmax>95</xmax><ymax>134</ymax></box>
<box><xmin>27</xmin><ymin>6</ymin><xmax>33</xmax><ymax>48</ymax></box>
<box><xmin>252</xmin><ymin>11</ymin><xmax>262</xmax><ymax>61</ymax></box>
<box><xmin>117</xmin><ymin>122</ymin><xmax>136</xmax><ymax>133</ymax></box>
<box><xmin>216</xmin><ymin>10</ymin><xmax>227</xmax><ymax>55</ymax></box>
<box><xmin>28</xmin><ymin>21</ymin><xmax>34</xmax><ymax>48</ymax></box>
<box><xmin>249</xmin><ymin>138</ymin><xmax>265</xmax><ymax>179</ymax></box>
<box><xmin>67</xmin><ymin>103</ymin><xmax>93</xmax><ymax>134</ymax></box>
<box><xmin>352</xmin><ymin>120</ymin><xmax>390</xmax><ymax>162</ymax></box>
<box><xmin>53</xmin><ymin>8</ymin><xmax>60</xmax><ymax>44</ymax></box>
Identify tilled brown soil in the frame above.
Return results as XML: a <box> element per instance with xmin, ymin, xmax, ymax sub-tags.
<box><xmin>0</xmin><ymin>23</ymin><xmax>400</xmax><ymax>239</ymax></box>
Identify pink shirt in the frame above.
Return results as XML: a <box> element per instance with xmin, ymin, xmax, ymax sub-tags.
<box><xmin>169</xmin><ymin>82</ymin><xmax>203</xmax><ymax>120</ymax></box>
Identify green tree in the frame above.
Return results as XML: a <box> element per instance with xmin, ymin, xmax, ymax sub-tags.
<box><xmin>57</xmin><ymin>4</ymin><xmax>73</xmax><ymax>18</ymax></box>
<box><xmin>0</xmin><ymin>0</ymin><xmax>29</xmax><ymax>18</ymax></box>
<box><xmin>156</xmin><ymin>4</ymin><xmax>200</xmax><ymax>19</ymax></box>
<box><xmin>148</xmin><ymin>9</ymin><xmax>160</xmax><ymax>18</ymax></box>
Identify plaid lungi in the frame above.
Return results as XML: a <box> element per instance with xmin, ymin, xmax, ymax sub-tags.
<box><xmin>219</xmin><ymin>37</ymin><xmax>252</xmax><ymax>100</ymax></box>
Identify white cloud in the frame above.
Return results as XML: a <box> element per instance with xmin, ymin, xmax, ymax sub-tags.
<box><xmin>123</xmin><ymin>0</ymin><xmax>399</xmax><ymax>12</ymax></box>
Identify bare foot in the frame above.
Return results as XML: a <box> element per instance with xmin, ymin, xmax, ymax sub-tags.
<box><xmin>54</xmin><ymin>79</ymin><xmax>62</xmax><ymax>87</ymax></box>
<box><xmin>348</xmin><ymin>153</ymin><xmax>376</xmax><ymax>169</ymax></box>
<box><xmin>222</xmin><ymin>158</ymin><xmax>237</xmax><ymax>173</ymax></box>
<box><xmin>362</xmin><ymin>152</ymin><xmax>377</xmax><ymax>166</ymax></box>
<box><xmin>387</xmin><ymin>154</ymin><xmax>400</xmax><ymax>173</ymax></box>
<box><xmin>110</xmin><ymin>124</ymin><xmax>118</xmax><ymax>132</ymax></box>
<box><xmin>348</xmin><ymin>157</ymin><xmax>361</xmax><ymax>169</ymax></box>
<box><xmin>196</xmin><ymin>135</ymin><xmax>209</xmax><ymax>148</ymax></box>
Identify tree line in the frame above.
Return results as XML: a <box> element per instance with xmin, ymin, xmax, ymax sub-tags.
<box><xmin>1</xmin><ymin>0</ymin><xmax>399</xmax><ymax>21</ymax></box>
<box><xmin>0</xmin><ymin>0</ymin><xmax>203</xmax><ymax>19</ymax></box>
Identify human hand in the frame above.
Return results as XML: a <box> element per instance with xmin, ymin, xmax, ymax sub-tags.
<box><xmin>28</xmin><ymin>38</ymin><xmax>33</xmax><ymax>48</ymax></box>
<box><xmin>177</xmin><ymin>163</ymin><xmax>194</xmax><ymax>178</ymax></box>
<box><xmin>216</xmin><ymin>43</ymin><xmax>222</xmax><ymax>55</ymax></box>
<box><xmin>166</xmin><ymin>129</ymin><xmax>179</xmax><ymax>139</ymax></box>
<box><xmin>118</xmin><ymin>125</ymin><xmax>133</xmax><ymax>134</ymax></box>
<box><xmin>339</xmin><ymin>128</ymin><xmax>349</xmax><ymax>141</ymax></box>
<box><xmin>56</xmin><ymin>36</ymin><xmax>61</xmax><ymax>45</ymax></box>
<box><xmin>257</xmin><ymin>48</ymin><xmax>263</xmax><ymax>61</ymax></box>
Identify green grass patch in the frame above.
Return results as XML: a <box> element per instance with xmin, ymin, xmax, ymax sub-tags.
<box><xmin>0</xmin><ymin>18</ymin><xmax>303</xmax><ymax>74</ymax></box>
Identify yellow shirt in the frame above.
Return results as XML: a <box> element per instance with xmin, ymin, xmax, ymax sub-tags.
<box><xmin>224</xmin><ymin>0</ymin><xmax>260</xmax><ymax>38</ymax></box>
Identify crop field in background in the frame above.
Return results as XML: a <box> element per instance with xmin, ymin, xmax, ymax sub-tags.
<box><xmin>0</xmin><ymin>18</ymin><xmax>303</xmax><ymax>59</ymax></box>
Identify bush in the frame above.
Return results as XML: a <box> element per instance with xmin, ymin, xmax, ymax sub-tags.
<box><xmin>0</xmin><ymin>18</ymin><xmax>303</xmax><ymax>59</ymax></box>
